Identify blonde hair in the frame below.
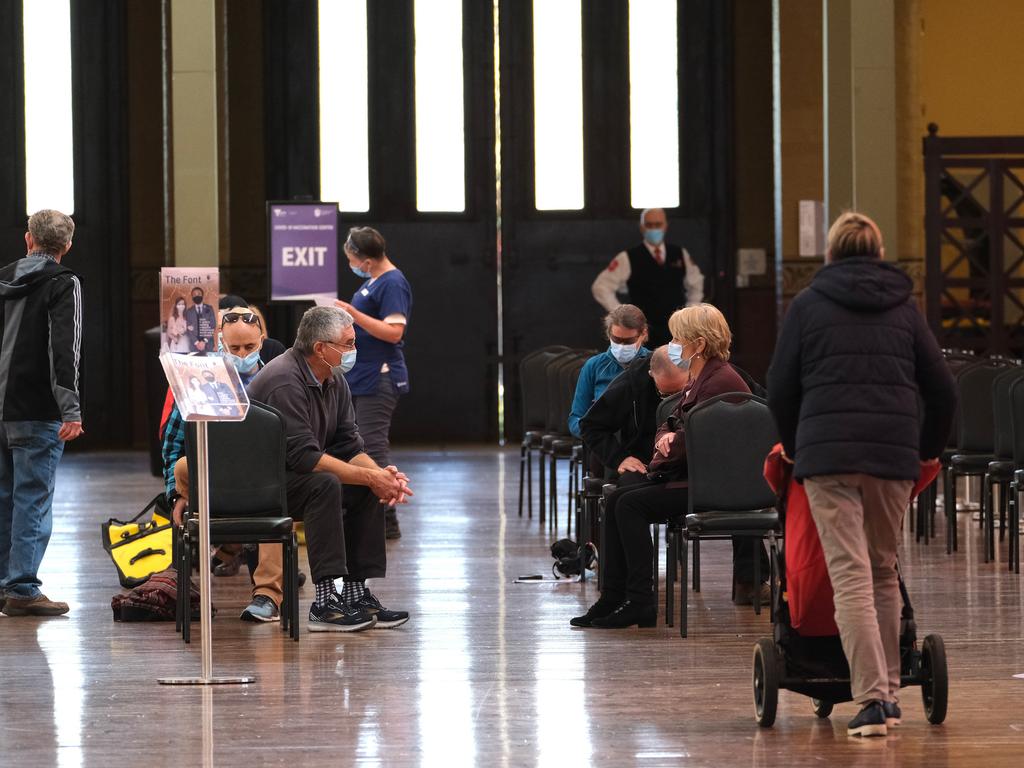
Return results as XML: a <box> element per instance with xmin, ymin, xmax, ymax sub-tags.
<box><xmin>827</xmin><ymin>211</ymin><xmax>882</xmax><ymax>260</ymax></box>
<box><xmin>667</xmin><ymin>303</ymin><xmax>732</xmax><ymax>361</ymax></box>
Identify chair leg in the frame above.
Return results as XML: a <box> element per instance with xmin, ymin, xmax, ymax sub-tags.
<box><xmin>1012</xmin><ymin>481</ymin><xmax>1021</xmax><ymax>574</ymax></box>
<box><xmin>280</xmin><ymin>538</ymin><xmax>290</xmax><ymax>635</ymax></box>
<box><xmin>999</xmin><ymin>479</ymin><xmax>1007</xmax><ymax>543</ymax></box>
<box><xmin>680</xmin><ymin>535</ymin><xmax>689</xmax><ymax>638</ymax></box>
<box><xmin>291</xmin><ymin>533</ymin><xmax>300</xmax><ymax>641</ymax></box>
<box><xmin>518</xmin><ymin>444</ymin><xmax>526</xmax><ymax>518</ymax></box>
<box><xmin>174</xmin><ymin>526</ymin><xmax>183</xmax><ymax>634</ymax></box>
<box><xmin>549</xmin><ymin>456</ymin><xmax>558</xmax><ymax>534</ymax></box>
<box><xmin>527</xmin><ymin>449</ymin><xmax>533</xmax><ymax>520</ymax></box>
<box><xmin>665</xmin><ymin>527</ymin><xmax>675</xmax><ymax>628</ymax></box>
<box><xmin>538</xmin><ymin>451</ymin><xmax>546</xmax><ymax>525</ymax></box>
<box><xmin>182</xmin><ymin>529</ymin><xmax>192</xmax><ymax>645</ymax></box>
<box><xmin>651</xmin><ymin>523</ymin><xmax>660</xmax><ymax>611</ymax></box>
<box><xmin>983</xmin><ymin>476</ymin><xmax>993</xmax><ymax>563</ymax></box>
<box><xmin>693</xmin><ymin>538</ymin><xmax>701</xmax><ymax>592</ymax></box>
<box><xmin>945</xmin><ymin>467</ymin><xmax>956</xmax><ymax>554</ymax></box>
<box><xmin>567</xmin><ymin>460</ymin><xmax>574</xmax><ymax>539</ymax></box>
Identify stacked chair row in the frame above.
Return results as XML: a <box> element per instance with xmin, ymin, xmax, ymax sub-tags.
<box><xmin>517</xmin><ymin>346</ymin><xmax>595</xmax><ymax>535</ymax></box>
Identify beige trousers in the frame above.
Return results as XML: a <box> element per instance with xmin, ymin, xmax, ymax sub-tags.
<box><xmin>174</xmin><ymin>457</ymin><xmax>285</xmax><ymax>606</ymax></box>
<box><xmin>804</xmin><ymin>473</ymin><xmax>913</xmax><ymax>706</ymax></box>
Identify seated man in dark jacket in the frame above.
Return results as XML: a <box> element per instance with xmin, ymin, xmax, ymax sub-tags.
<box><xmin>580</xmin><ymin>345</ymin><xmax>688</xmax><ymax>479</ymax></box>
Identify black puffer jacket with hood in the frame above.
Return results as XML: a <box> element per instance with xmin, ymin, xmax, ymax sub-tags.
<box><xmin>766</xmin><ymin>256</ymin><xmax>956</xmax><ymax>481</ymax></box>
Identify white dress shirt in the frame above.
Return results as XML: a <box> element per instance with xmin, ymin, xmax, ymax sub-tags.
<box><xmin>591</xmin><ymin>241</ymin><xmax>705</xmax><ymax>312</ymax></box>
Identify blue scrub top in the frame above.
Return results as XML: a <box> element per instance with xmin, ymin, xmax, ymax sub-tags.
<box><xmin>568</xmin><ymin>347</ymin><xmax>651</xmax><ymax>437</ymax></box>
<box><xmin>346</xmin><ymin>269</ymin><xmax>413</xmax><ymax>396</ymax></box>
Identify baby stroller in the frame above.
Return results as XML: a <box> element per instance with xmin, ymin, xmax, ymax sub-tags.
<box><xmin>752</xmin><ymin>446</ymin><xmax>949</xmax><ymax>727</ymax></box>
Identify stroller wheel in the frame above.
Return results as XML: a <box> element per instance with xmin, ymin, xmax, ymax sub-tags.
<box><xmin>921</xmin><ymin>634</ymin><xmax>948</xmax><ymax>724</ymax></box>
<box><xmin>811</xmin><ymin>698</ymin><xmax>833</xmax><ymax>718</ymax></box>
<box><xmin>753</xmin><ymin>638</ymin><xmax>780</xmax><ymax>727</ymax></box>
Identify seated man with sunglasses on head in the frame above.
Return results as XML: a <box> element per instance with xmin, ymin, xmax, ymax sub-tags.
<box><xmin>162</xmin><ymin>304</ymin><xmax>294</xmax><ymax>623</ymax></box>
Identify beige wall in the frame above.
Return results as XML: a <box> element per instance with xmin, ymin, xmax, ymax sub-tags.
<box><xmin>919</xmin><ymin>0</ymin><xmax>1024</xmax><ymax>136</ymax></box>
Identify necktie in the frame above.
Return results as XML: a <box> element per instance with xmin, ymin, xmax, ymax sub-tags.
<box><xmin>653</xmin><ymin>246</ymin><xmax>664</xmax><ymax>266</ymax></box>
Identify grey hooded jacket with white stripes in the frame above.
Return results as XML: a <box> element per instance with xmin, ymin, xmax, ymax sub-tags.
<box><xmin>0</xmin><ymin>252</ymin><xmax>82</xmax><ymax>422</ymax></box>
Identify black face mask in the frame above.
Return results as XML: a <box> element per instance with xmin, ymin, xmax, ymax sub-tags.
<box><xmin>193</xmin><ymin>295</ymin><xmax>203</xmax><ymax>304</ymax></box>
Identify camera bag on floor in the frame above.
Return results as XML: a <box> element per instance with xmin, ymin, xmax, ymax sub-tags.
<box><xmin>102</xmin><ymin>493</ymin><xmax>174</xmax><ymax>588</ymax></box>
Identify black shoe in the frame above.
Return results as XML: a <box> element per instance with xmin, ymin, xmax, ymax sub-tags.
<box><xmin>882</xmin><ymin>701</ymin><xmax>901</xmax><ymax>727</ymax></box>
<box><xmin>569</xmin><ymin>596</ymin><xmax>622</xmax><ymax>627</ymax></box>
<box><xmin>352</xmin><ymin>590</ymin><xmax>409</xmax><ymax>628</ymax></box>
<box><xmin>590</xmin><ymin>600</ymin><xmax>657</xmax><ymax>629</ymax></box>
<box><xmin>847</xmin><ymin>701</ymin><xmax>887</xmax><ymax>737</ymax></box>
<box><xmin>385</xmin><ymin>508</ymin><xmax>401</xmax><ymax>539</ymax></box>
<box><xmin>308</xmin><ymin>594</ymin><xmax>376</xmax><ymax>632</ymax></box>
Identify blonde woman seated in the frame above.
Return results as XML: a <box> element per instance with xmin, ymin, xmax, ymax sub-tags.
<box><xmin>571</xmin><ymin>304</ymin><xmax>768</xmax><ymax>629</ymax></box>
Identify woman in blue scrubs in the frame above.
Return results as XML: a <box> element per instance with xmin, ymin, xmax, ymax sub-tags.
<box><xmin>335</xmin><ymin>227</ymin><xmax>413</xmax><ymax>539</ymax></box>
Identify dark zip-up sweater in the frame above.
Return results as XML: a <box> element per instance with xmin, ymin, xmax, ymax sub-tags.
<box><xmin>0</xmin><ymin>253</ymin><xmax>82</xmax><ymax>422</ymax></box>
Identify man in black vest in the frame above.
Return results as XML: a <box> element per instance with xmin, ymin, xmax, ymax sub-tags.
<box><xmin>591</xmin><ymin>208</ymin><xmax>704</xmax><ymax>346</ymax></box>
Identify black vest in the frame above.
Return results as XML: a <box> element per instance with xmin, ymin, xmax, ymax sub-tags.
<box><xmin>625</xmin><ymin>243</ymin><xmax>687</xmax><ymax>345</ymax></box>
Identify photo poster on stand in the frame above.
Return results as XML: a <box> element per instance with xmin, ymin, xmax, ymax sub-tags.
<box><xmin>160</xmin><ymin>268</ymin><xmax>221</xmax><ymax>354</ymax></box>
<box><xmin>159</xmin><ymin>353</ymin><xmax>250</xmax><ymax>422</ymax></box>
<box><xmin>267</xmin><ymin>202</ymin><xmax>339</xmax><ymax>304</ymax></box>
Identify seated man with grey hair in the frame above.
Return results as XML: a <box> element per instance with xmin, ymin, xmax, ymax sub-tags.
<box><xmin>247</xmin><ymin>306</ymin><xmax>412</xmax><ymax>631</ymax></box>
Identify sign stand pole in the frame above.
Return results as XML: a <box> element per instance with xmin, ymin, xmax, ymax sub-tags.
<box><xmin>159</xmin><ymin>421</ymin><xmax>255</xmax><ymax>686</ymax></box>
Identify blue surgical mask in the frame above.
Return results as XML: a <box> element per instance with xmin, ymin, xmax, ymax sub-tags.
<box><xmin>609</xmin><ymin>342</ymin><xmax>639</xmax><ymax>365</ymax></box>
<box><xmin>643</xmin><ymin>228</ymin><xmax>665</xmax><ymax>246</ymax></box>
<box><xmin>351</xmin><ymin>264</ymin><xmax>371</xmax><ymax>279</ymax></box>
<box><xmin>668</xmin><ymin>341</ymin><xmax>700</xmax><ymax>371</ymax></box>
<box><xmin>226</xmin><ymin>349</ymin><xmax>261</xmax><ymax>374</ymax></box>
<box><xmin>341</xmin><ymin>349</ymin><xmax>357</xmax><ymax>374</ymax></box>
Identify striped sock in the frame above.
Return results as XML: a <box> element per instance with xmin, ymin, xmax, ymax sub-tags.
<box><xmin>341</xmin><ymin>579</ymin><xmax>365</xmax><ymax>604</ymax></box>
<box><xmin>314</xmin><ymin>578</ymin><xmax>335</xmax><ymax>607</ymax></box>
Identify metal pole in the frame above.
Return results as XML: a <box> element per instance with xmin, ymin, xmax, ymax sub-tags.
<box><xmin>159</xmin><ymin>420</ymin><xmax>254</xmax><ymax>686</ymax></box>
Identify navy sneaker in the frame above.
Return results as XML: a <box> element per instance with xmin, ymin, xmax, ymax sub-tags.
<box><xmin>308</xmin><ymin>593</ymin><xmax>376</xmax><ymax>632</ymax></box>
<box><xmin>847</xmin><ymin>702</ymin><xmax>887</xmax><ymax>737</ymax></box>
<box><xmin>882</xmin><ymin>701</ymin><xmax>901</xmax><ymax>727</ymax></box>
<box><xmin>353</xmin><ymin>590</ymin><xmax>409</xmax><ymax>628</ymax></box>
<box><xmin>240</xmin><ymin>594</ymin><xmax>280</xmax><ymax>623</ymax></box>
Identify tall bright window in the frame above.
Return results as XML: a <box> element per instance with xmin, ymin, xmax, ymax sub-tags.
<box><xmin>628</xmin><ymin>0</ymin><xmax>680</xmax><ymax>209</ymax></box>
<box><xmin>532</xmin><ymin>0</ymin><xmax>584</xmax><ymax>211</ymax></box>
<box><xmin>23</xmin><ymin>0</ymin><xmax>75</xmax><ymax>215</ymax></box>
<box><xmin>414</xmin><ymin>0</ymin><xmax>466</xmax><ymax>212</ymax></box>
<box><xmin>318</xmin><ymin>0</ymin><xmax>370</xmax><ymax>212</ymax></box>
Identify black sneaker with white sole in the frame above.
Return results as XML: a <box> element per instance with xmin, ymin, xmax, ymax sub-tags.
<box><xmin>308</xmin><ymin>593</ymin><xmax>377</xmax><ymax>632</ymax></box>
<box><xmin>847</xmin><ymin>701</ymin><xmax>887</xmax><ymax>737</ymax></box>
<box><xmin>352</xmin><ymin>590</ymin><xmax>409</xmax><ymax>628</ymax></box>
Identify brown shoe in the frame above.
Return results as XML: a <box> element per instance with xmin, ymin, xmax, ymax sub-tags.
<box><xmin>732</xmin><ymin>581</ymin><xmax>770</xmax><ymax>606</ymax></box>
<box><xmin>2</xmin><ymin>593</ymin><xmax>69</xmax><ymax>616</ymax></box>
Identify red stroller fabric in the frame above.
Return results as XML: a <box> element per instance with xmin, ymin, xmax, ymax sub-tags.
<box><xmin>763</xmin><ymin>444</ymin><xmax>940</xmax><ymax>637</ymax></box>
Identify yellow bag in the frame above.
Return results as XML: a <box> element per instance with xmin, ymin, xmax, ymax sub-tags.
<box><xmin>102</xmin><ymin>494</ymin><xmax>174</xmax><ymax>588</ymax></box>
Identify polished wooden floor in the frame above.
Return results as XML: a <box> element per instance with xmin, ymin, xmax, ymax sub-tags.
<box><xmin>1</xmin><ymin>449</ymin><xmax>1023</xmax><ymax>767</ymax></box>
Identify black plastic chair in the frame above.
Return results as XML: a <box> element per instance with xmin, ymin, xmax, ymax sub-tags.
<box><xmin>944</xmin><ymin>360</ymin><xmax>1015</xmax><ymax>553</ymax></box>
<box><xmin>1004</xmin><ymin>377</ymin><xmax>1024</xmax><ymax>574</ymax></box>
<box><xmin>176</xmin><ymin>400</ymin><xmax>299</xmax><ymax>642</ymax></box>
<box><xmin>668</xmin><ymin>393</ymin><xmax>781</xmax><ymax>638</ymax></box>
<box><xmin>982</xmin><ymin>367</ymin><xmax>1024</xmax><ymax>562</ymax></box>
<box><xmin>539</xmin><ymin>350</ymin><xmax>591</xmax><ymax>531</ymax></box>
<box><xmin>518</xmin><ymin>346</ymin><xmax>571</xmax><ymax>520</ymax></box>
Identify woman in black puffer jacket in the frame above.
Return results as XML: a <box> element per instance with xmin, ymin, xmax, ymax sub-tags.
<box><xmin>767</xmin><ymin>212</ymin><xmax>956</xmax><ymax>737</ymax></box>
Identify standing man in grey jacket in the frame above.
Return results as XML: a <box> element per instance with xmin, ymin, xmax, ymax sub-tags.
<box><xmin>0</xmin><ymin>209</ymin><xmax>83</xmax><ymax>617</ymax></box>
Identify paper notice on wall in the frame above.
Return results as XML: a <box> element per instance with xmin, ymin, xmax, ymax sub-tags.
<box><xmin>799</xmin><ymin>200</ymin><xmax>825</xmax><ymax>257</ymax></box>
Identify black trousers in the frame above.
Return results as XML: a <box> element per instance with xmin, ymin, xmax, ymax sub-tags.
<box><xmin>601</xmin><ymin>475</ymin><xmax>769</xmax><ymax>606</ymax></box>
<box><xmin>284</xmin><ymin>472</ymin><xmax>385</xmax><ymax>584</ymax></box>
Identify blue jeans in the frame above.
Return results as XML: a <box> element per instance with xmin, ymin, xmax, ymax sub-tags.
<box><xmin>0</xmin><ymin>421</ymin><xmax>64</xmax><ymax>598</ymax></box>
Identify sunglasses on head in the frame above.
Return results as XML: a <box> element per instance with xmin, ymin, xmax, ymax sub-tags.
<box><xmin>222</xmin><ymin>312</ymin><xmax>261</xmax><ymax>328</ymax></box>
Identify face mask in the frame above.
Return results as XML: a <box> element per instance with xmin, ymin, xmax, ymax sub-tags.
<box><xmin>643</xmin><ymin>228</ymin><xmax>665</xmax><ymax>246</ymax></box>
<box><xmin>351</xmin><ymin>264</ymin><xmax>371</xmax><ymax>279</ymax></box>
<box><xmin>341</xmin><ymin>349</ymin><xmax>357</xmax><ymax>374</ymax></box>
<box><xmin>668</xmin><ymin>342</ymin><xmax>700</xmax><ymax>371</ymax></box>
<box><xmin>192</xmin><ymin>295</ymin><xmax>203</xmax><ymax>305</ymax></box>
<box><xmin>609</xmin><ymin>342</ymin><xmax>639</xmax><ymax>365</ymax></box>
<box><xmin>226</xmin><ymin>349</ymin><xmax>261</xmax><ymax>374</ymax></box>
